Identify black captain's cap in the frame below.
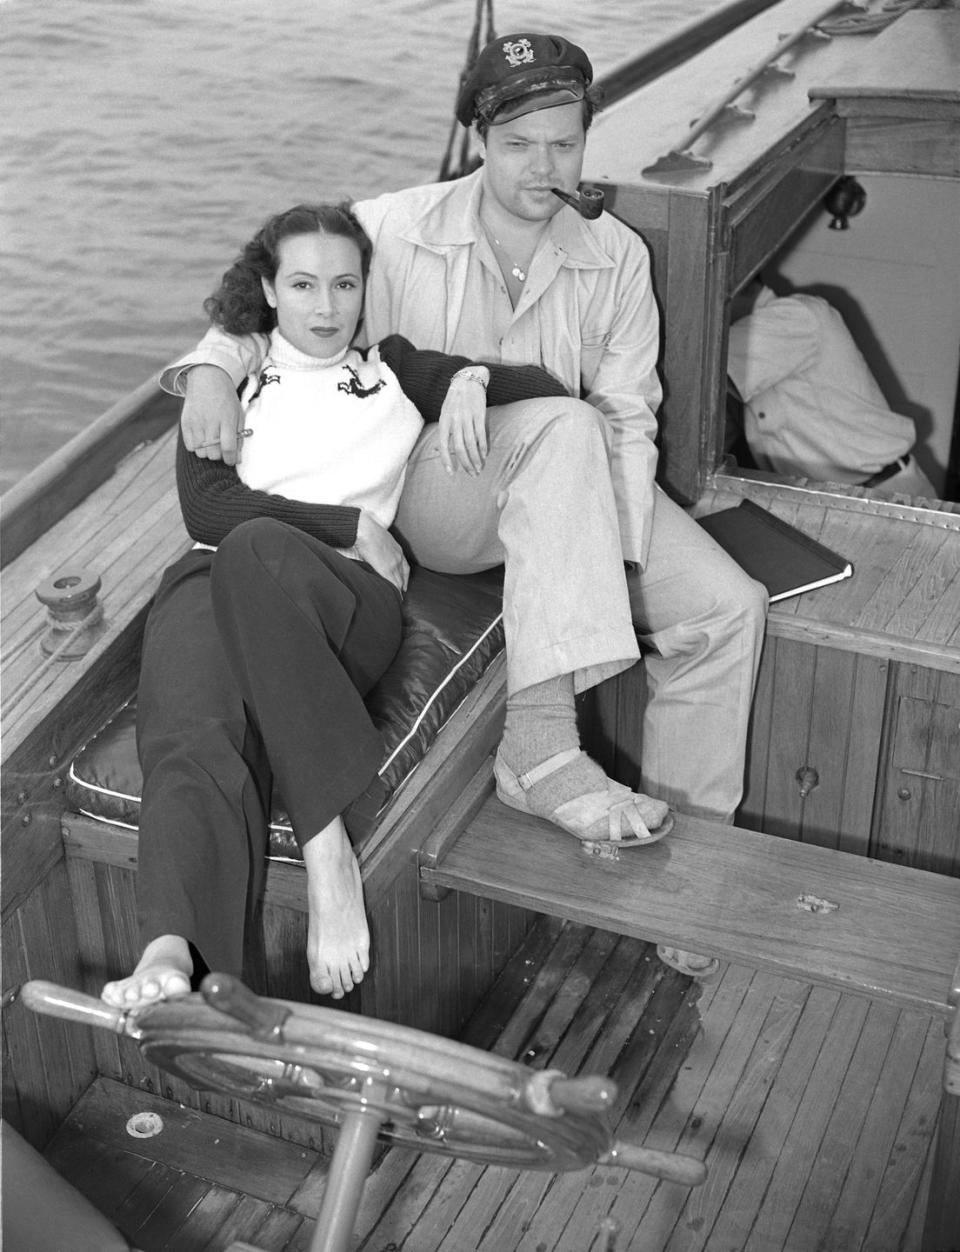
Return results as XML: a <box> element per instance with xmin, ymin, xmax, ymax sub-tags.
<box><xmin>455</xmin><ymin>33</ymin><xmax>593</xmax><ymax>127</ymax></box>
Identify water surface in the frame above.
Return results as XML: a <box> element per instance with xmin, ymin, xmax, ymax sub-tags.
<box><xmin>1</xmin><ymin>0</ymin><xmax>719</xmax><ymax>489</ymax></box>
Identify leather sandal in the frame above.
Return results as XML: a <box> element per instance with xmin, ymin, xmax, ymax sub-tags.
<box><xmin>494</xmin><ymin>748</ymin><xmax>674</xmax><ymax>847</ymax></box>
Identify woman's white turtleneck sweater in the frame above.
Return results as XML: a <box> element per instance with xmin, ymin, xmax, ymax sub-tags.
<box><xmin>237</xmin><ymin>330</ymin><xmax>423</xmax><ymax>530</ymax></box>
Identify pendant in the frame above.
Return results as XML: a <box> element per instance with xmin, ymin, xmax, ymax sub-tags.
<box><xmin>511</xmin><ymin>265</ymin><xmax>526</xmax><ymax>282</ymax></box>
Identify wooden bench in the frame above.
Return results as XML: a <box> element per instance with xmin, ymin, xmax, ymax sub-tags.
<box><xmin>418</xmin><ymin>760</ymin><xmax>960</xmax><ymax>1249</ymax></box>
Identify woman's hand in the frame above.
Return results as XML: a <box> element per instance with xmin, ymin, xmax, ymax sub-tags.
<box><xmin>438</xmin><ymin>368</ymin><xmax>490</xmax><ymax>476</ymax></box>
<box><xmin>181</xmin><ymin>366</ymin><xmax>243</xmax><ymax>465</ymax></box>
<box><xmin>354</xmin><ymin>511</ymin><xmax>409</xmax><ymax>594</ymax></box>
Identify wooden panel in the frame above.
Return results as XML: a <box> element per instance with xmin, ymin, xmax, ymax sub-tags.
<box><xmin>761</xmin><ymin>635</ymin><xmax>817</xmax><ymax>838</ymax></box>
<box><xmin>1</xmin><ymin>858</ymin><xmax>97</xmax><ymax>1148</ymax></box>
<box><xmin>727</xmin><ymin>117</ymin><xmax>845</xmax><ymax>290</ymax></box>
<box><xmin>738</xmin><ymin>632</ymin><xmax>778</xmax><ymax>831</ymax></box>
<box><xmin>874</xmin><ymin>666</ymin><xmax>960</xmax><ymax>876</ymax></box>
<box><xmin>741</xmin><ymin>640</ymin><xmax>888</xmax><ymax>853</ymax></box>
<box><xmin>659</xmin><ymin>189</ymin><xmax>717</xmax><ymax>503</ymax></box>
<box><xmin>846</xmin><ymin>115</ymin><xmax>960</xmax><ymax>177</ymax></box>
<box><xmin>423</xmin><ymin>801</ymin><xmax>960</xmax><ymax>1017</ymax></box>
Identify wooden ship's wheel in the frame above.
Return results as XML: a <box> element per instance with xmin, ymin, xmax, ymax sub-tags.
<box><xmin>23</xmin><ymin>975</ymin><xmax>706</xmax><ymax>1251</ymax></box>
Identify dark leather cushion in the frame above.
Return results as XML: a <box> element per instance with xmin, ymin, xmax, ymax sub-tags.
<box><xmin>66</xmin><ymin>565</ymin><xmax>504</xmax><ymax>860</ymax></box>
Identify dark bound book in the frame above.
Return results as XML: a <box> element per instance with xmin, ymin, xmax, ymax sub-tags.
<box><xmin>697</xmin><ymin>498</ymin><xmax>854</xmax><ymax>602</ymax></box>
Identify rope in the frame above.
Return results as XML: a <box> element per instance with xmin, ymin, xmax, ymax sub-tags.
<box><xmin>4</xmin><ymin>605</ymin><xmax>104</xmax><ymax>717</ymax></box>
<box><xmin>816</xmin><ymin>0</ymin><xmax>934</xmax><ymax>36</ymax></box>
<box><xmin>438</xmin><ymin>0</ymin><xmax>496</xmax><ymax>181</ymax></box>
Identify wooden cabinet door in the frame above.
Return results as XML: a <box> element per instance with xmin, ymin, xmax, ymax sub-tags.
<box><xmin>738</xmin><ymin>637</ymin><xmax>887</xmax><ymax>854</ymax></box>
<box><xmin>874</xmin><ymin>667</ymin><xmax>960</xmax><ymax>876</ymax></box>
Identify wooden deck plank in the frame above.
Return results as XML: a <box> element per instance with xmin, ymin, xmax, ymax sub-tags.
<box><xmin>193</xmin><ymin>1194</ymin><xmax>281</xmax><ymax>1252</ymax></box>
<box><xmin>704</xmin><ymin>983</ymin><xmax>843</xmax><ymax>1249</ymax></box>
<box><xmin>790</xmin><ymin>508</ymin><xmax>909</xmax><ymax>622</ymax></box>
<box><xmin>131</xmin><ymin>1171</ymin><xmax>213</xmax><ymax>1251</ymax></box>
<box><xmin>42</xmin><ymin>1116</ymin><xmax>157</xmax><ymax>1225</ymax></box>
<box><xmin>861</xmin><ymin>1021</ymin><xmax>944</xmax><ymax>1250</ymax></box>
<box><xmin>502</xmin><ymin>969</ymin><xmax>704</xmax><ymax>1252</ymax></box>
<box><xmin>742</xmin><ymin>993</ymin><xmax>870</xmax><ymax>1250</ymax></box>
<box><xmin>111</xmin><ymin>1160</ymin><xmax>186</xmax><ymax>1246</ymax></box>
<box><xmin>447</xmin><ymin>933</ymin><xmax>648</xmax><ymax>1251</ymax></box>
<box><xmin>781</xmin><ymin>998</ymin><xmax>903</xmax><ymax>1251</ymax></box>
<box><xmin>853</xmin><ymin>526</ymin><xmax>956</xmax><ymax>638</ymax></box>
<box><xmin>369</xmin><ymin>928</ymin><xmax>631</xmax><ymax>1252</ymax></box>
<box><xmin>659</xmin><ymin>978</ymin><xmax>814</xmax><ymax>1252</ymax></box>
<box><xmin>597</xmin><ymin>964</ymin><xmax>762</xmax><ymax>1250</ymax></box>
<box><xmin>1</xmin><ymin>430</ymin><xmax>176</xmax><ymax>607</ymax></box>
<box><xmin>819</xmin><ymin>1008</ymin><xmax>933</xmax><ymax>1252</ymax></box>
<box><xmin>242</xmin><ymin>1207</ymin><xmax>306</xmax><ymax>1252</ymax></box>
<box><xmin>424</xmin><ymin>800</ymin><xmax>960</xmax><ymax>1016</ymax></box>
<box><xmin>625</xmin><ymin>971</ymin><xmax>806</xmax><ymax>1250</ymax></box>
<box><xmin>351</xmin><ymin>922</ymin><xmax>595</xmax><ymax>1247</ymax></box>
<box><xmin>187</xmin><ymin>1195</ymin><xmax>287</xmax><ymax>1252</ymax></box>
<box><xmin>887</xmin><ymin>541</ymin><xmax>960</xmax><ymax>644</ymax></box>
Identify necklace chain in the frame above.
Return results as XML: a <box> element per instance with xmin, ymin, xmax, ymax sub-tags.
<box><xmin>485</xmin><ymin>227</ymin><xmax>528</xmax><ymax>284</ymax></box>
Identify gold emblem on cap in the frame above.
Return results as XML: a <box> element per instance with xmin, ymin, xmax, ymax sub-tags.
<box><xmin>502</xmin><ymin>38</ymin><xmax>535</xmax><ymax>68</ymax></box>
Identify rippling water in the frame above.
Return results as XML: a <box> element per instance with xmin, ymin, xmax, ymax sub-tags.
<box><xmin>1</xmin><ymin>0</ymin><xmax>720</xmax><ymax>491</ymax></box>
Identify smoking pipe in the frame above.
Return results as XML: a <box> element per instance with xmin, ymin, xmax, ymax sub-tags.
<box><xmin>551</xmin><ymin>186</ymin><xmax>604</xmax><ymax>219</ymax></box>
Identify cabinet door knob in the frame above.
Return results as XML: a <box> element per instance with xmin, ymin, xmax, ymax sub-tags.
<box><xmin>796</xmin><ymin>766</ymin><xmax>819</xmax><ymax>798</ymax></box>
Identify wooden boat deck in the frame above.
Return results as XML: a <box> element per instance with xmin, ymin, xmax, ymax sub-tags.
<box><xmin>1</xmin><ymin>426</ymin><xmax>187</xmax><ymax>770</ymax></box>
<box><xmin>42</xmin><ymin>916</ymin><xmax>941</xmax><ymax>1252</ymax></box>
<box><xmin>700</xmin><ymin>475</ymin><xmax>960</xmax><ymax>670</ymax></box>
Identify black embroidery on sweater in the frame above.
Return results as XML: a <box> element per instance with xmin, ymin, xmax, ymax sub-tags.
<box><xmin>246</xmin><ymin>369</ymin><xmax>281</xmax><ymax>403</ymax></box>
<box><xmin>337</xmin><ymin>363</ymin><xmax>385</xmax><ymax>399</ymax></box>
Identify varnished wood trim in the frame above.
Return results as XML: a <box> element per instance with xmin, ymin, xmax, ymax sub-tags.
<box><xmin>418</xmin><ymin>759</ymin><xmax>495</xmax><ymax>901</ymax></box>
<box><xmin>766</xmin><ymin>615</ymin><xmax>960</xmax><ymax>674</ymax></box>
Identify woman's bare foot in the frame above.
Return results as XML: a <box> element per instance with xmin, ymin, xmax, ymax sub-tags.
<box><xmin>101</xmin><ymin>935</ymin><xmax>193</xmax><ymax>1010</ymax></box>
<box><xmin>302</xmin><ymin>816</ymin><xmax>370</xmax><ymax>999</ymax></box>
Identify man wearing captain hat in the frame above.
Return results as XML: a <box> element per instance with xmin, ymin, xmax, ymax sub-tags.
<box><xmin>456</xmin><ymin>32</ymin><xmax>597</xmax><ymax>128</ymax></box>
<box><xmin>173</xmin><ymin>31</ymin><xmax>767</xmax><ymax>975</ymax></box>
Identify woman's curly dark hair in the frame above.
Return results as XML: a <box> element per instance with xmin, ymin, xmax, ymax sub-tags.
<box><xmin>203</xmin><ymin>203</ymin><xmax>373</xmax><ymax>335</ymax></box>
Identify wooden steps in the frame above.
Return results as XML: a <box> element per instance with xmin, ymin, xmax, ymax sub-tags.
<box><xmin>421</xmin><ymin>786</ymin><xmax>960</xmax><ymax>1019</ymax></box>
